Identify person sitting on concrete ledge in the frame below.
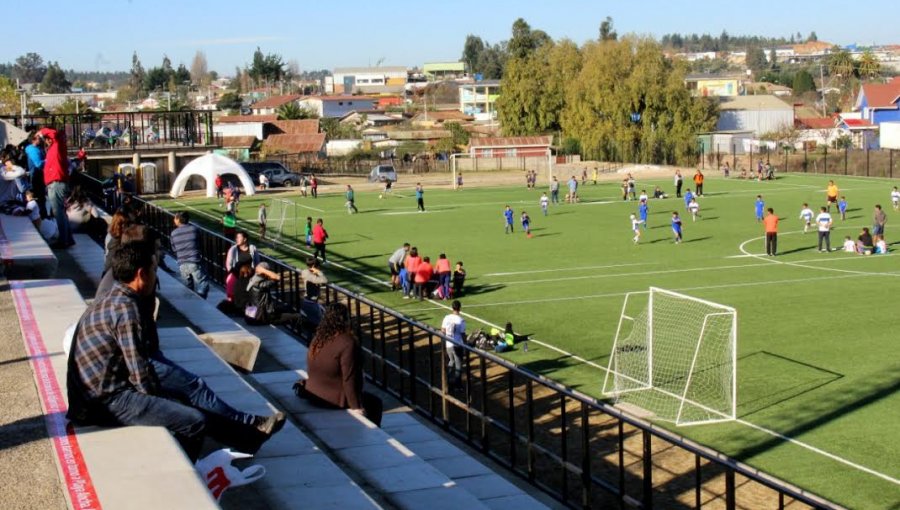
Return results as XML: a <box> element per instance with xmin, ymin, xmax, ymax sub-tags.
<box><xmin>67</xmin><ymin>241</ymin><xmax>285</xmax><ymax>461</ymax></box>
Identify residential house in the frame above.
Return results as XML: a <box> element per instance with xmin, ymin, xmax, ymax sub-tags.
<box><xmin>339</xmin><ymin>111</ymin><xmax>404</xmax><ymax>128</ymax></box>
<box><xmin>250</xmin><ymin>94</ymin><xmax>304</xmax><ymax>115</ymax></box>
<box><xmin>411</xmin><ymin>110</ymin><xmax>474</xmax><ymax>128</ymax></box>
<box><xmin>795</xmin><ymin>117</ymin><xmax>841</xmax><ymax>148</ymax></box>
<box><xmin>423</xmin><ymin>62</ymin><xmax>467</xmax><ymax>81</ymax></box>
<box><xmin>468</xmin><ymin>136</ymin><xmax>552</xmax><ymax>158</ymax></box>
<box><xmin>854</xmin><ymin>78</ymin><xmax>900</xmax><ymax>127</ymax></box>
<box><xmin>328</xmin><ymin>67</ymin><xmax>408</xmax><ymax>94</ymax></box>
<box><xmin>214</xmin><ymin>114</ymin><xmax>278</xmax><ymax>140</ymax></box>
<box><xmin>262</xmin><ymin>133</ymin><xmax>326</xmax><ymax>157</ymax></box>
<box><xmin>836</xmin><ymin>114</ymin><xmax>878</xmax><ymax>149</ymax></box>
<box><xmin>685</xmin><ymin>75</ymin><xmax>742</xmax><ymax>97</ymax></box>
<box><xmin>716</xmin><ymin>95</ymin><xmax>794</xmax><ymax>137</ymax></box>
<box><xmin>459</xmin><ymin>80</ymin><xmax>501</xmax><ymax>122</ymax></box>
<box><xmin>215</xmin><ymin>136</ymin><xmax>258</xmax><ymax>161</ymax></box>
<box><xmin>299</xmin><ymin>96</ymin><xmax>378</xmax><ymax>118</ymax></box>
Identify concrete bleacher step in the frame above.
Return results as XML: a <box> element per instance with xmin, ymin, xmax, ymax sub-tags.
<box><xmin>0</xmin><ymin>214</ymin><xmax>58</xmax><ymax>279</ymax></box>
<box><xmin>11</xmin><ymin>279</ymin><xmax>217</xmax><ymax>510</ymax></box>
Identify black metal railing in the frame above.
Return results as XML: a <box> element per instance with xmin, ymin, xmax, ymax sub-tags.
<box><xmin>701</xmin><ymin>145</ymin><xmax>899</xmax><ymax>179</ymax></box>
<box><xmin>2</xmin><ymin>110</ymin><xmax>219</xmax><ymax>152</ymax></box>
<box><xmin>78</xmin><ymin>174</ymin><xmax>842</xmax><ymax>510</ymax></box>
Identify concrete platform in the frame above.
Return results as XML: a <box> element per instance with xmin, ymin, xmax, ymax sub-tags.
<box><xmin>0</xmin><ymin>214</ymin><xmax>58</xmax><ymax>279</ymax></box>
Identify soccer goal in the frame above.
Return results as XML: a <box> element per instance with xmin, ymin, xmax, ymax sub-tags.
<box><xmin>269</xmin><ymin>198</ymin><xmax>300</xmax><ymax>241</ymax></box>
<box><xmin>601</xmin><ymin>287</ymin><xmax>737</xmax><ymax>426</ymax></box>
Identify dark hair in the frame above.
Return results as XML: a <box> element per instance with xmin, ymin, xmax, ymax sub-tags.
<box><xmin>121</xmin><ymin>224</ymin><xmax>156</xmax><ymax>245</ymax></box>
<box><xmin>68</xmin><ymin>185</ymin><xmax>88</xmax><ymax>206</ymax></box>
<box><xmin>175</xmin><ymin>211</ymin><xmax>190</xmax><ymax>224</ymax></box>
<box><xmin>110</xmin><ymin>241</ymin><xmax>156</xmax><ymax>283</ymax></box>
<box><xmin>439</xmin><ymin>253</ymin><xmax>446</xmax><ymax>259</ymax></box>
<box><xmin>306</xmin><ymin>256</ymin><xmax>318</xmax><ymax>268</ymax></box>
<box><xmin>309</xmin><ymin>303</ymin><xmax>352</xmax><ymax>359</ymax></box>
<box><xmin>409</xmin><ymin>247</ymin><xmax>418</xmax><ymax>257</ymax></box>
<box><xmin>767</xmin><ymin>207</ymin><xmax>773</xmax><ymax>213</ymax></box>
<box><xmin>423</xmin><ymin>256</ymin><xmax>430</xmax><ymax>263</ymax></box>
<box><xmin>451</xmin><ymin>300</ymin><xmax>461</xmax><ymax>312</ymax></box>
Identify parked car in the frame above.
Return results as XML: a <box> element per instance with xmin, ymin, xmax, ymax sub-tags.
<box><xmin>369</xmin><ymin>164</ymin><xmax>397</xmax><ymax>183</ymax></box>
<box><xmin>240</xmin><ymin>162</ymin><xmax>305</xmax><ymax>187</ymax></box>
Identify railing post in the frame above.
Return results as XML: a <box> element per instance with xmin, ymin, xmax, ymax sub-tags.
<box><xmin>526</xmin><ymin>379</ymin><xmax>535</xmax><ymax>483</ymax></box>
<box><xmin>560</xmin><ymin>394</ymin><xmax>568</xmax><ymax>503</ymax></box>
<box><xmin>507</xmin><ymin>370</ymin><xmax>516</xmax><ymax>469</ymax></box>
<box><xmin>695</xmin><ymin>455</ymin><xmax>702</xmax><ymax>509</ymax></box>
<box><xmin>480</xmin><ymin>358</ymin><xmax>489</xmax><ymax>453</ymax></box>
<box><xmin>618</xmin><ymin>421</ymin><xmax>625</xmax><ymax>508</ymax></box>
<box><xmin>379</xmin><ymin>309</ymin><xmax>387</xmax><ymax>389</ymax></box>
<box><xmin>642</xmin><ymin>429</ymin><xmax>653</xmax><ymax>510</ymax></box>
<box><xmin>440</xmin><ymin>339</ymin><xmax>449</xmax><ymax>426</ymax></box>
<box><xmin>581</xmin><ymin>402</ymin><xmax>591</xmax><ymax>509</ymax></box>
<box><xmin>725</xmin><ymin>468</ymin><xmax>736</xmax><ymax>510</ymax></box>
<box><xmin>408</xmin><ymin>325</ymin><xmax>416</xmax><ymax>408</ymax></box>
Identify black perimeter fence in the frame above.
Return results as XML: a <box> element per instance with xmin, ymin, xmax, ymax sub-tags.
<box><xmin>78</xmin><ymin>174</ymin><xmax>842</xmax><ymax>510</ymax></box>
<box><xmin>701</xmin><ymin>145</ymin><xmax>900</xmax><ymax>179</ymax></box>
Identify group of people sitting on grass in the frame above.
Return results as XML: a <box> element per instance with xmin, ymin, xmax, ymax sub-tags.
<box><xmin>843</xmin><ymin>227</ymin><xmax>888</xmax><ymax>255</ymax></box>
<box><xmin>388</xmin><ymin>243</ymin><xmax>466</xmax><ymax>301</ymax></box>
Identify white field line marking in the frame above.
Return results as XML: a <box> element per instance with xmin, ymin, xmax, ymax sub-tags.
<box><xmin>485</xmin><ymin>262</ymin><xmax>652</xmax><ymax>277</ymax></box>
<box><xmin>738</xmin><ymin>230</ymin><xmax>900</xmax><ymax>278</ymax></box>
<box><xmin>406</xmin><ymin>272</ymin><xmax>863</xmax><ymax>311</ymax></box>
<box><xmin>173</xmin><ymin>201</ymin><xmax>390</xmax><ymax>288</ymax></box>
<box><xmin>380</xmin><ymin>210</ymin><xmax>446</xmax><ymax>216</ymax></box>
<box><xmin>734</xmin><ymin>418</ymin><xmax>900</xmax><ymax>485</ymax></box>
<box><xmin>294</xmin><ymin>202</ymin><xmax>325</xmax><ymax>212</ymax></box>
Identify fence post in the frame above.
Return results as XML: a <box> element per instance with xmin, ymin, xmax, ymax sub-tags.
<box><xmin>844</xmin><ymin>147</ymin><xmax>848</xmax><ymax>175</ymax></box>
<box><xmin>891</xmin><ymin>150</ymin><xmax>894</xmax><ymax>178</ymax></box>
<box><xmin>866</xmin><ymin>148</ymin><xmax>870</xmax><ymax>177</ymax></box>
<box><xmin>526</xmin><ymin>379</ymin><xmax>535</xmax><ymax>483</ymax></box>
<box><xmin>725</xmin><ymin>468</ymin><xmax>736</xmax><ymax>510</ymax></box>
<box><xmin>824</xmin><ymin>146</ymin><xmax>828</xmax><ymax>175</ymax></box>
<box><xmin>581</xmin><ymin>403</ymin><xmax>591</xmax><ymax>509</ymax></box>
<box><xmin>642</xmin><ymin>430</ymin><xmax>653</xmax><ymax>509</ymax></box>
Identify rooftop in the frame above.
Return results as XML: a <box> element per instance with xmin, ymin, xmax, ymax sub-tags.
<box><xmin>263</xmin><ymin>133</ymin><xmax>326</xmax><ymax>154</ymax></box>
<box><xmin>468</xmin><ymin>135</ymin><xmax>553</xmax><ymax>148</ymax></box>
<box><xmin>250</xmin><ymin>94</ymin><xmax>305</xmax><ymax>110</ymax></box>
<box><xmin>719</xmin><ymin>95</ymin><xmax>793</xmax><ymax>111</ymax></box>
<box><xmin>217</xmin><ymin>114</ymin><xmax>278</xmax><ymax>123</ymax></box>
<box><xmin>859</xmin><ymin>80</ymin><xmax>900</xmax><ymax>109</ymax></box>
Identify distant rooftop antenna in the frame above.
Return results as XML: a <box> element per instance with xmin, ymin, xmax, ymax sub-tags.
<box><xmin>375</xmin><ymin>57</ymin><xmax>385</xmax><ymax>67</ymax></box>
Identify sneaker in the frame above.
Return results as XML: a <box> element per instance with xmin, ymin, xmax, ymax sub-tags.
<box><xmin>255</xmin><ymin>412</ymin><xmax>287</xmax><ymax>436</ymax></box>
<box><xmin>402</xmin><ymin>295</ymin><xmax>410</xmax><ymax>299</ymax></box>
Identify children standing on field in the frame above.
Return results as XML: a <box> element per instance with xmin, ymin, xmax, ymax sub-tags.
<box><xmin>799</xmin><ymin>203</ymin><xmax>814</xmax><ymax>233</ymax></box>
<box><xmin>688</xmin><ymin>197</ymin><xmax>701</xmax><ymax>221</ymax></box>
<box><xmin>671</xmin><ymin>212</ymin><xmax>683</xmax><ymax>244</ymax></box>
<box><xmin>304</xmin><ymin>217</ymin><xmax>313</xmax><ymax>247</ymax></box>
<box><xmin>503</xmin><ymin>205</ymin><xmax>514</xmax><ymax>234</ymax></box>
<box><xmin>838</xmin><ymin>196</ymin><xmax>848</xmax><ymax>221</ymax></box>
<box><xmin>540</xmin><ymin>193</ymin><xmax>549</xmax><ymax>216</ymax></box>
<box><xmin>631</xmin><ymin>214</ymin><xmax>641</xmax><ymax>244</ymax></box>
<box><xmin>755</xmin><ymin>195</ymin><xmax>765</xmax><ymax>222</ymax></box>
<box><xmin>891</xmin><ymin>186</ymin><xmax>900</xmax><ymax>211</ymax></box>
<box><xmin>521</xmin><ymin>211</ymin><xmax>532</xmax><ymax>238</ymax></box>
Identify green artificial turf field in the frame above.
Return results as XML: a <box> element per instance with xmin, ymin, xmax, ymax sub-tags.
<box><xmin>156</xmin><ymin>173</ymin><xmax>900</xmax><ymax>508</ymax></box>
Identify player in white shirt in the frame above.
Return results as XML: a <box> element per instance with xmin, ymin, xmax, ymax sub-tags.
<box><xmin>539</xmin><ymin>192</ymin><xmax>550</xmax><ymax>216</ymax></box>
<box><xmin>891</xmin><ymin>186</ymin><xmax>900</xmax><ymax>211</ymax></box>
<box><xmin>815</xmin><ymin>206</ymin><xmax>833</xmax><ymax>252</ymax></box>
<box><xmin>799</xmin><ymin>203</ymin><xmax>815</xmax><ymax>233</ymax></box>
<box><xmin>630</xmin><ymin>214</ymin><xmax>641</xmax><ymax>243</ymax></box>
<box><xmin>638</xmin><ymin>189</ymin><xmax>649</xmax><ymax>203</ymax></box>
<box><xmin>688</xmin><ymin>198</ymin><xmax>701</xmax><ymax>221</ymax></box>
<box><xmin>842</xmin><ymin>236</ymin><xmax>857</xmax><ymax>253</ymax></box>
<box><xmin>441</xmin><ymin>300</ymin><xmax>467</xmax><ymax>390</ymax></box>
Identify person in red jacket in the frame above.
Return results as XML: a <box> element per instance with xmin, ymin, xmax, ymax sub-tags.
<box><xmin>414</xmin><ymin>256</ymin><xmax>434</xmax><ymax>301</ymax></box>
<box><xmin>39</xmin><ymin>127</ymin><xmax>74</xmax><ymax>248</ymax></box>
<box><xmin>402</xmin><ymin>248</ymin><xmax>421</xmax><ymax>300</ymax></box>
<box><xmin>215</xmin><ymin>174</ymin><xmax>224</xmax><ymax>200</ymax></box>
<box><xmin>312</xmin><ymin>218</ymin><xmax>328</xmax><ymax>263</ymax></box>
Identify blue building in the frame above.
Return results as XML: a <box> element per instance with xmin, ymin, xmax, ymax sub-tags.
<box><xmin>854</xmin><ymin>79</ymin><xmax>900</xmax><ymax>127</ymax></box>
<box><xmin>299</xmin><ymin>96</ymin><xmax>377</xmax><ymax>119</ymax></box>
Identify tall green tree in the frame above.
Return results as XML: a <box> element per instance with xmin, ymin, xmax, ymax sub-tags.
<box><xmin>0</xmin><ymin>77</ymin><xmax>21</xmax><ymax>115</ymax></box>
<box><xmin>599</xmin><ymin>16</ymin><xmax>617</xmax><ymax>42</ymax></box>
<box><xmin>792</xmin><ymin>70</ymin><xmax>816</xmax><ymax>94</ymax></box>
<box><xmin>14</xmin><ymin>53</ymin><xmax>46</xmax><ymax>84</ymax></box>
<box><xmin>857</xmin><ymin>50</ymin><xmax>881</xmax><ymax>80</ymax></box>
<box><xmin>745</xmin><ymin>46</ymin><xmax>768</xmax><ymax>74</ymax></box>
<box><xmin>827</xmin><ymin>49</ymin><xmax>855</xmax><ymax>79</ymax></box>
<box><xmin>248</xmin><ymin>47</ymin><xmax>285</xmax><ymax>86</ymax></box>
<box><xmin>807</xmin><ymin>31</ymin><xmax>818</xmax><ymax>42</ymax></box>
<box><xmin>276</xmin><ymin>102</ymin><xmax>317</xmax><ymax>120</ymax></box>
<box><xmin>40</xmin><ymin>62</ymin><xmax>71</xmax><ymax>93</ymax></box>
<box><xmin>130</xmin><ymin>52</ymin><xmax>146</xmax><ymax>97</ymax></box>
<box><xmin>507</xmin><ymin>18</ymin><xmax>549</xmax><ymax>59</ymax></box>
<box><xmin>462</xmin><ymin>35</ymin><xmax>486</xmax><ymax>73</ymax></box>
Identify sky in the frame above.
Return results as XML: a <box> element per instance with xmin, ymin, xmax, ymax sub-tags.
<box><xmin>7</xmin><ymin>0</ymin><xmax>896</xmax><ymax>75</ymax></box>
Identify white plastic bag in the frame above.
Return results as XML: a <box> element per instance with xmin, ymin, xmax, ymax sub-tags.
<box><xmin>194</xmin><ymin>448</ymin><xmax>266</xmax><ymax>501</ymax></box>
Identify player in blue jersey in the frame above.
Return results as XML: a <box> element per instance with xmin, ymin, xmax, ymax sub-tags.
<box><xmin>671</xmin><ymin>211</ymin><xmax>683</xmax><ymax>244</ymax></box>
<box><xmin>683</xmin><ymin>188</ymin><xmax>694</xmax><ymax>211</ymax></box>
<box><xmin>755</xmin><ymin>195</ymin><xmax>765</xmax><ymax>222</ymax></box>
<box><xmin>838</xmin><ymin>196</ymin><xmax>848</xmax><ymax>221</ymax></box>
<box><xmin>521</xmin><ymin>211</ymin><xmax>532</xmax><ymax>238</ymax></box>
<box><xmin>638</xmin><ymin>199</ymin><xmax>649</xmax><ymax>229</ymax></box>
<box><xmin>503</xmin><ymin>205</ymin><xmax>514</xmax><ymax>234</ymax></box>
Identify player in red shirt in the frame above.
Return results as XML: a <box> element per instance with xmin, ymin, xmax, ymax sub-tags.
<box><xmin>414</xmin><ymin>256</ymin><xmax>434</xmax><ymax>301</ymax></box>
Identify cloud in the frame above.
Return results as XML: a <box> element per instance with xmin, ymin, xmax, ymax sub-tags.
<box><xmin>174</xmin><ymin>35</ymin><xmax>285</xmax><ymax>47</ymax></box>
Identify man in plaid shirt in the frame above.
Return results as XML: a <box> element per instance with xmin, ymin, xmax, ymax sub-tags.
<box><xmin>67</xmin><ymin>241</ymin><xmax>284</xmax><ymax>460</ymax></box>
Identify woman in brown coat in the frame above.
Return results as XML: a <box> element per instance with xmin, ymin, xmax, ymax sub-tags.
<box><xmin>300</xmin><ymin>303</ymin><xmax>382</xmax><ymax>426</ymax></box>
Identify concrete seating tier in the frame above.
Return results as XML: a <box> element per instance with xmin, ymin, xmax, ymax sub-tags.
<box><xmin>11</xmin><ymin>279</ymin><xmax>217</xmax><ymax>509</ymax></box>
<box><xmin>0</xmin><ymin>214</ymin><xmax>58</xmax><ymax>279</ymax></box>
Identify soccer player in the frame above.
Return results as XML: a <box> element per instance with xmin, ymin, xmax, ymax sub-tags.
<box><xmin>671</xmin><ymin>211</ymin><xmax>683</xmax><ymax>244</ymax></box>
<box><xmin>258</xmin><ymin>203</ymin><xmax>267</xmax><ymax>239</ymax></box>
<box><xmin>825</xmin><ymin>180</ymin><xmax>839</xmax><ymax>212</ymax></box>
<box><xmin>415</xmin><ymin>183</ymin><xmax>425</xmax><ymax>212</ymax></box>
<box><xmin>521</xmin><ymin>211</ymin><xmax>532</xmax><ymax>238</ymax></box>
<box><xmin>688</xmin><ymin>197</ymin><xmax>701</xmax><ymax>221</ymax></box>
<box><xmin>345</xmin><ymin>185</ymin><xmax>358</xmax><ymax>214</ymax></box>
<box><xmin>799</xmin><ymin>203</ymin><xmax>814</xmax><ymax>233</ymax></box>
<box><xmin>763</xmin><ymin>207</ymin><xmax>779</xmax><ymax>256</ymax></box>
<box><xmin>683</xmin><ymin>188</ymin><xmax>693</xmax><ymax>211</ymax></box>
<box><xmin>891</xmin><ymin>186</ymin><xmax>900</xmax><ymax>211</ymax></box>
<box><xmin>304</xmin><ymin>217</ymin><xmax>313</xmax><ymax>247</ymax></box>
<box><xmin>815</xmin><ymin>206</ymin><xmax>833</xmax><ymax>252</ymax></box>
<box><xmin>540</xmin><ymin>192</ymin><xmax>549</xmax><ymax>216</ymax></box>
<box><xmin>567</xmin><ymin>176</ymin><xmax>578</xmax><ymax>203</ymax></box>
<box><xmin>638</xmin><ymin>189</ymin><xmax>648</xmax><ymax>203</ymax></box>
<box><xmin>630</xmin><ymin>214</ymin><xmax>641</xmax><ymax>244</ymax></box>
<box><xmin>503</xmin><ymin>205</ymin><xmax>514</xmax><ymax>234</ymax></box>
<box><xmin>838</xmin><ymin>196</ymin><xmax>848</xmax><ymax>221</ymax></box>
<box><xmin>755</xmin><ymin>195</ymin><xmax>765</xmax><ymax>222</ymax></box>
<box><xmin>638</xmin><ymin>199</ymin><xmax>649</xmax><ymax>229</ymax></box>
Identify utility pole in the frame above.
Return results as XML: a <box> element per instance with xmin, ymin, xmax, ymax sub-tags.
<box><xmin>819</xmin><ymin>64</ymin><xmax>826</xmax><ymax>117</ymax></box>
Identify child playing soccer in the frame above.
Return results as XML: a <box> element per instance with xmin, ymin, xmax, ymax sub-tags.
<box><xmin>521</xmin><ymin>211</ymin><xmax>532</xmax><ymax>238</ymax></box>
<box><xmin>892</xmin><ymin>186</ymin><xmax>900</xmax><ymax>211</ymax></box>
<box><xmin>755</xmin><ymin>195</ymin><xmax>765</xmax><ymax>222</ymax></box>
<box><xmin>540</xmin><ymin>192</ymin><xmax>549</xmax><ymax>216</ymax></box>
<box><xmin>630</xmin><ymin>214</ymin><xmax>641</xmax><ymax>244</ymax></box>
<box><xmin>683</xmin><ymin>188</ymin><xmax>693</xmax><ymax>211</ymax></box>
<box><xmin>671</xmin><ymin>212</ymin><xmax>683</xmax><ymax>244</ymax></box>
<box><xmin>638</xmin><ymin>199</ymin><xmax>649</xmax><ymax>229</ymax></box>
<box><xmin>503</xmin><ymin>205</ymin><xmax>514</xmax><ymax>234</ymax></box>
<box><xmin>838</xmin><ymin>196</ymin><xmax>848</xmax><ymax>221</ymax></box>
<box><xmin>304</xmin><ymin>216</ymin><xmax>313</xmax><ymax>247</ymax></box>
<box><xmin>799</xmin><ymin>203</ymin><xmax>814</xmax><ymax>233</ymax></box>
<box><xmin>258</xmin><ymin>203</ymin><xmax>267</xmax><ymax>239</ymax></box>
<box><xmin>688</xmin><ymin>197</ymin><xmax>701</xmax><ymax>221</ymax></box>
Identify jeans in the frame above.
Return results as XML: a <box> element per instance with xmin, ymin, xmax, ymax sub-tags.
<box><xmin>439</xmin><ymin>272</ymin><xmax>451</xmax><ymax>298</ymax></box>
<box><xmin>765</xmin><ymin>232</ymin><xmax>777</xmax><ymax>256</ymax></box>
<box><xmin>47</xmin><ymin>181</ymin><xmax>73</xmax><ymax>245</ymax></box>
<box><xmin>103</xmin><ymin>388</ymin><xmax>207</xmax><ymax>461</ymax></box>
<box><xmin>818</xmin><ymin>231</ymin><xmax>831</xmax><ymax>251</ymax></box>
<box><xmin>179</xmin><ymin>262</ymin><xmax>209</xmax><ymax>299</ymax></box>
<box><xmin>551</xmin><ymin>189</ymin><xmax>559</xmax><ymax>203</ymax></box>
<box><xmin>446</xmin><ymin>344</ymin><xmax>464</xmax><ymax>389</ymax></box>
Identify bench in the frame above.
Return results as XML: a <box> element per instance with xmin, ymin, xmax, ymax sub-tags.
<box><xmin>9</xmin><ymin>279</ymin><xmax>217</xmax><ymax>509</ymax></box>
<box><xmin>0</xmin><ymin>214</ymin><xmax>58</xmax><ymax>279</ymax></box>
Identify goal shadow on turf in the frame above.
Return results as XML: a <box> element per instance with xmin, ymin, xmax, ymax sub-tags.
<box><xmin>736</xmin><ymin>350</ymin><xmax>843</xmax><ymax>419</ymax></box>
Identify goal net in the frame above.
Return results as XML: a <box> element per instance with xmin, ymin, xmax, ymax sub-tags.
<box><xmin>602</xmin><ymin>287</ymin><xmax>737</xmax><ymax>426</ymax></box>
<box><xmin>269</xmin><ymin>198</ymin><xmax>300</xmax><ymax>241</ymax></box>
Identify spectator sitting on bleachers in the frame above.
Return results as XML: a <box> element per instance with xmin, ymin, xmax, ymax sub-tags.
<box><xmin>245</xmin><ymin>262</ymin><xmax>300</xmax><ymax>325</ymax></box>
<box><xmin>171</xmin><ymin>211</ymin><xmax>209</xmax><ymax>299</ymax></box>
<box><xmin>294</xmin><ymin>303</ymin><xmax>383</xmax><ymax>426</ymax></box>
<box><xmin>24</xmin><ymin>189</ymin><xmax>59</xmax><ymax>243</ymax></box>
<box><xmin>67</xmin><ymin>240</ymin><xmax>286</xmax><ymax>461</ymax></box>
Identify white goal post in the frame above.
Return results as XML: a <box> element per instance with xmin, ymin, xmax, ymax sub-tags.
<box><xmin>602</xmin><ymin>287</ymin><xmax>737</xmax><ymax>426</ymax></box>
<box><xmin>269</xmin><ymin>198</ymin><xmax>300</xmax><ymax>241</ymax></box>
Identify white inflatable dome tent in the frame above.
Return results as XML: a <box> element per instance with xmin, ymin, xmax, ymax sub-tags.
<box><xmin>169</xmin><ymin>153</ymin><xmax>256</xmax><ymax>198</ymax></box>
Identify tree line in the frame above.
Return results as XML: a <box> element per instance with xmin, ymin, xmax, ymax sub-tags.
<box><xmin>660</xmin><ymin>30</ymin><xmax>817</xmax><ymax>53</ymax></box>
<box><xmin>488</xmin><ymin>18</ymin><xmax>718</xmax><ymax>165</ymax></box>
